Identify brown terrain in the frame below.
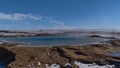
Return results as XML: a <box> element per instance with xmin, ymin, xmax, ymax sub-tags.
<box><xmin>0</xmin><ymin>40</ymin><xmax>120</xmax><ymax>68</ymax></box>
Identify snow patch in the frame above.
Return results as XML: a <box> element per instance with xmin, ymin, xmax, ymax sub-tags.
<box><xmin>28</xmin><ymin>61</ymin><xmax>115</xmax><ymax>68</ymax></box>
<box><xmin>75</xmin><ymin>61</ymin><xmax>115</xmax><ymax>68</ymax></box>
<box><xmin>45</xmin><ymin>63</ymin><xmax>61</xmax><ymax>68</ymax></box>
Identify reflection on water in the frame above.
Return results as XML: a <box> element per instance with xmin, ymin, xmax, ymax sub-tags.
<box><xmin>0</xmin><ymin>47</ymin><xmax>15</xmax><ymax>68</ymax></box>
<box><xmin>109</xmin><ymin>52</ymin><xmax>120</xmax><ymax>57</ymax></box>
<box><xmin>0</xmin><ymin>56</ymin><xmax>15</xmax><ymax>68</ymax></box>
<box><xmin>0</xmin><ymin>58</ymin><xmax>11</xmax><ymax>68</ymax></box>
<box><xmin>109</xmin><ymin>52</ymin><xmax>120</xmax><ymax>68</ymax></box>
<box><xmin>109</xmin><ymin>61</ymin><xmax>120</xmax><ymax>68</ymax></box>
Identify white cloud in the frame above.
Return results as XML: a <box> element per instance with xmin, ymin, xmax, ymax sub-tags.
<box><xmin>0</xmin><ymin>12</ymin><xmax>64</xmax><ymax>26</ymax></box>
<box><xmin>41</xmin><ymin>16</ymin><xmax>64</xmax><ymax>26</ymax></box>
<box><xmin>0</xmin><ymin>13</ymin><xmax>13</xmax><ymax>20</ymax></box>
<box><xmin>0</xmin><ymin>12</ymin><xmax>74</xmax><ymax>29</ymax></box>
<box><xmin>0</xmin><ymin>13</ymin><xmax>42</xmax><ymax>21</ymax></box>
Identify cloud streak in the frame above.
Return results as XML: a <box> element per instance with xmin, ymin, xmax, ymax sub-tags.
<box><xmin>0</xmin><ymin>12</ymin><xmax>64</xmax><ymax>27</ymax></box>
<box><xmin>0</xmin><ymin>13</ymin><xmax>42</xmax><ymax>21</ymax></box>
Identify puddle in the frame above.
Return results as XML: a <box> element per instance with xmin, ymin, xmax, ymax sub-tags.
<box><xmin>109</xmin><ymin>52</ymin><xmax>120</xmax><ymax>57</ymax></box>
<box><xmin>0</xmin><ymin>47</ymin><xmax>15</xmax><ymax>68</ymax></box>
<box><xmin>108</xmin><ymin>61</ymin><xmax>120</xmax><ymax>68</ymax></box>
<box><xmin>0</xmin><ymin>57</ymin><xmax>13</xmax><ymax>68</ymax></box>
<box><xmin>108</xmin><ymin>52</ymin><xmax>120</xmax><ymax>68</ymax></box>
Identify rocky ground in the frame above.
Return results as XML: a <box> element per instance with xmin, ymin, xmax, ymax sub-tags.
<box><xmin>0</xmin><ymin>40</ymin><xmax>120</xmax><ymax>68</ymax></box>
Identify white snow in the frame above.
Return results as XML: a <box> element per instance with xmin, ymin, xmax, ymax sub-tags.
<box><xmin>37</xmin><ymin>62</ymin><xmax>41</xmax><ymax>66</ymax></box>
<box><xmin>65</xmin><ymin>63</ymin><xmax>71</xmax><ymax>67</ymax></box>
<box><xmin>28</xmin><ymin>61</ymin><xmax>115</xmax><ymax>68</ymax></box>
<box><xmin>45</xmin><ymin>63</ymin><xmax>61</xmax><ymax>68</ymax></box>
<box><xmin>75</xmin><ymin>61</ymin><xmax>115</xmax><ymax>68</ymax></box>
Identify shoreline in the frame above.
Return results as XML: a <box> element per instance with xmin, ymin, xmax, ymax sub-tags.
<box><xmin>0</xmin><ymin>35</ymin><xmax>114</xmax><ymax>47</ymax></box>
<box><xmin>0</xmin><ymin>39</ymin><xmax>120</xmax><ymax>68</ymax></box>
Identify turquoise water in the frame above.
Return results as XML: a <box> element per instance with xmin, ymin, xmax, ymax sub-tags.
<box><xmin>0</xmin><ymin>36</ymin><xmax>109</xmax><ymax>46</ymax></box>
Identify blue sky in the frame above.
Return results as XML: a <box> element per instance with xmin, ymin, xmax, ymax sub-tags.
<box><xmin>0</xmin><ymin>0</ymin><xmax>120</xmax><ymax>30</ymax></box>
